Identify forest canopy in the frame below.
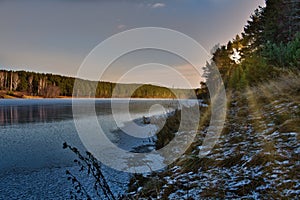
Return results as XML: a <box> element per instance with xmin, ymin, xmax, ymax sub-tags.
<box><xmin>0</xmin><ymin>69</ymin><xmax>201</xmax><ymax>99</ymax></box>
<box><xmin>203</xmin><ymin>0</ymin><xmax>300</xmax><ymax>90</ymax></box>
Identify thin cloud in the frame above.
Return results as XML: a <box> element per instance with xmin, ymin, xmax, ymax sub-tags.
<box><xmin>151</xmin><ymin>3</ymin><xmax>165</xmax><ymax>9</ymax></box>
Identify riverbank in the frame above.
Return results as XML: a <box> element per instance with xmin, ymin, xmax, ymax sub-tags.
<box><xmin>0</xmin><ymin>90</ymin><xmax>200</xmax><ymax>100</ymax></box>
<box><xmin>0</xmin><ymin>90</ymin><xmax>73</xmax><ymax>99</ymax></box>
<box><xmin>126</xmin><ymin>73</ymin><xmax>300</xmax><ymax>199</ymax></box>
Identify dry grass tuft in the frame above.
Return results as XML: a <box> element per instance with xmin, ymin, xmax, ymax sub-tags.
<box><xmin>278</xmin><ymin>118</ymin><xmax>300</xmax><ymax>133</ymax></box>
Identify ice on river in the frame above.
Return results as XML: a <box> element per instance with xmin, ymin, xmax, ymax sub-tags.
<box><xmin>0</xmin><ymin>98</ymin><xmax>184</xmax><ymax>199</ymax></box>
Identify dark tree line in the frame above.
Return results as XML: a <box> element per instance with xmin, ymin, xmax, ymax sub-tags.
<box><xmin>204</xmin><ymin>0</ymin><xmax>300</xmax><ymax>90</ymax></box>
<box><xmin>0</xmin><ymin>70</ymin><xmax>73</xmax><ymax>97</ymax></box>
<box><xmin>0</xmin><ymin>70</ymin><xmax>200</xmax><ymax>98</ymax></box>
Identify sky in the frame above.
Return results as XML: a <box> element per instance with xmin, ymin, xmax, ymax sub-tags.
<box><xmin>0</xmin><ymin>0</ymin><xmax>265</xmax><ymax>88</ymax></box>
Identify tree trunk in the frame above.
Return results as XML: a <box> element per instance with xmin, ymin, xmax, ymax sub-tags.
<box><xmin>12</xmin><ymin>73</ymin><xmax>20</xmax><ymax>91</ymax></box>
<box><xmin>0</xmin><ymin>71</ymin><xmax>4</xmax><ymax>89</ymax></box>
<box><xmin>10</xmin><ymin>72</ymin><xmax>12</xmax><ymax>91</ymax></box>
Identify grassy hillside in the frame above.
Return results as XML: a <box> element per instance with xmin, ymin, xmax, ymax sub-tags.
<box><xmin>124</xmin><ymin>0</ymin><xmax>300</xmax><ymax>198</ymax></box>
<box><xmin>127</xmin><ymin>71</ymin><xmax>300</xmax><ymax>199</ymax></box>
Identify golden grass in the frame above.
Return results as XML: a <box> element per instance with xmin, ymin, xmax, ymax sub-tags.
<box><xmin>278</xmin><ymin>118</ymin><xmax>300</xmax><ymax>133</ymax></box>
<box><xmin>127</xmin><ymin>71</ymin><xmax>300</xmax><ymax>199</ymax></box>
<box><xmin>0</xmin><ymin>94</ymin><xmax>16</xmax><ymax>99</ymax></box>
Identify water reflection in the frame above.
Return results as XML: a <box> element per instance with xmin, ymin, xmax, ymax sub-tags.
<box><xmin>0</xmin><ymin>99</ymin><xmax>179</xmax><ymax>126</ymax></box>
<box><xmin>0</xmin><ymin>101</ymin><xmax>74</xmax><ymax>125</ymax></box>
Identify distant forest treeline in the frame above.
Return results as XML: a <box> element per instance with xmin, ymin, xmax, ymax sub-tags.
<box><xmin>0</xmin><ymin>70</ymin><xmax>203</xmax><ymax>99</ymax></box>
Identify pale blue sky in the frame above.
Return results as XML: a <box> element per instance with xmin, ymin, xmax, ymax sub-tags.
<box><xmin>0</xmin><ymin>0</ymin><xmax>265</xmax><ymax>88</ymax></box>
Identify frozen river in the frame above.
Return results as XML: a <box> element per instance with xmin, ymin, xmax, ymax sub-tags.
<box><xmin>0</xmin><ymin>98</ymin><xmax>180</xmax><ymax>199</ymax></box>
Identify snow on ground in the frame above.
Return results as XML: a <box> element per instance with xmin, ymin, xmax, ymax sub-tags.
<box><xmin>128</xmin><ymin>95</ymin><xmax>300</xmax><ymax>199</ymax></box>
